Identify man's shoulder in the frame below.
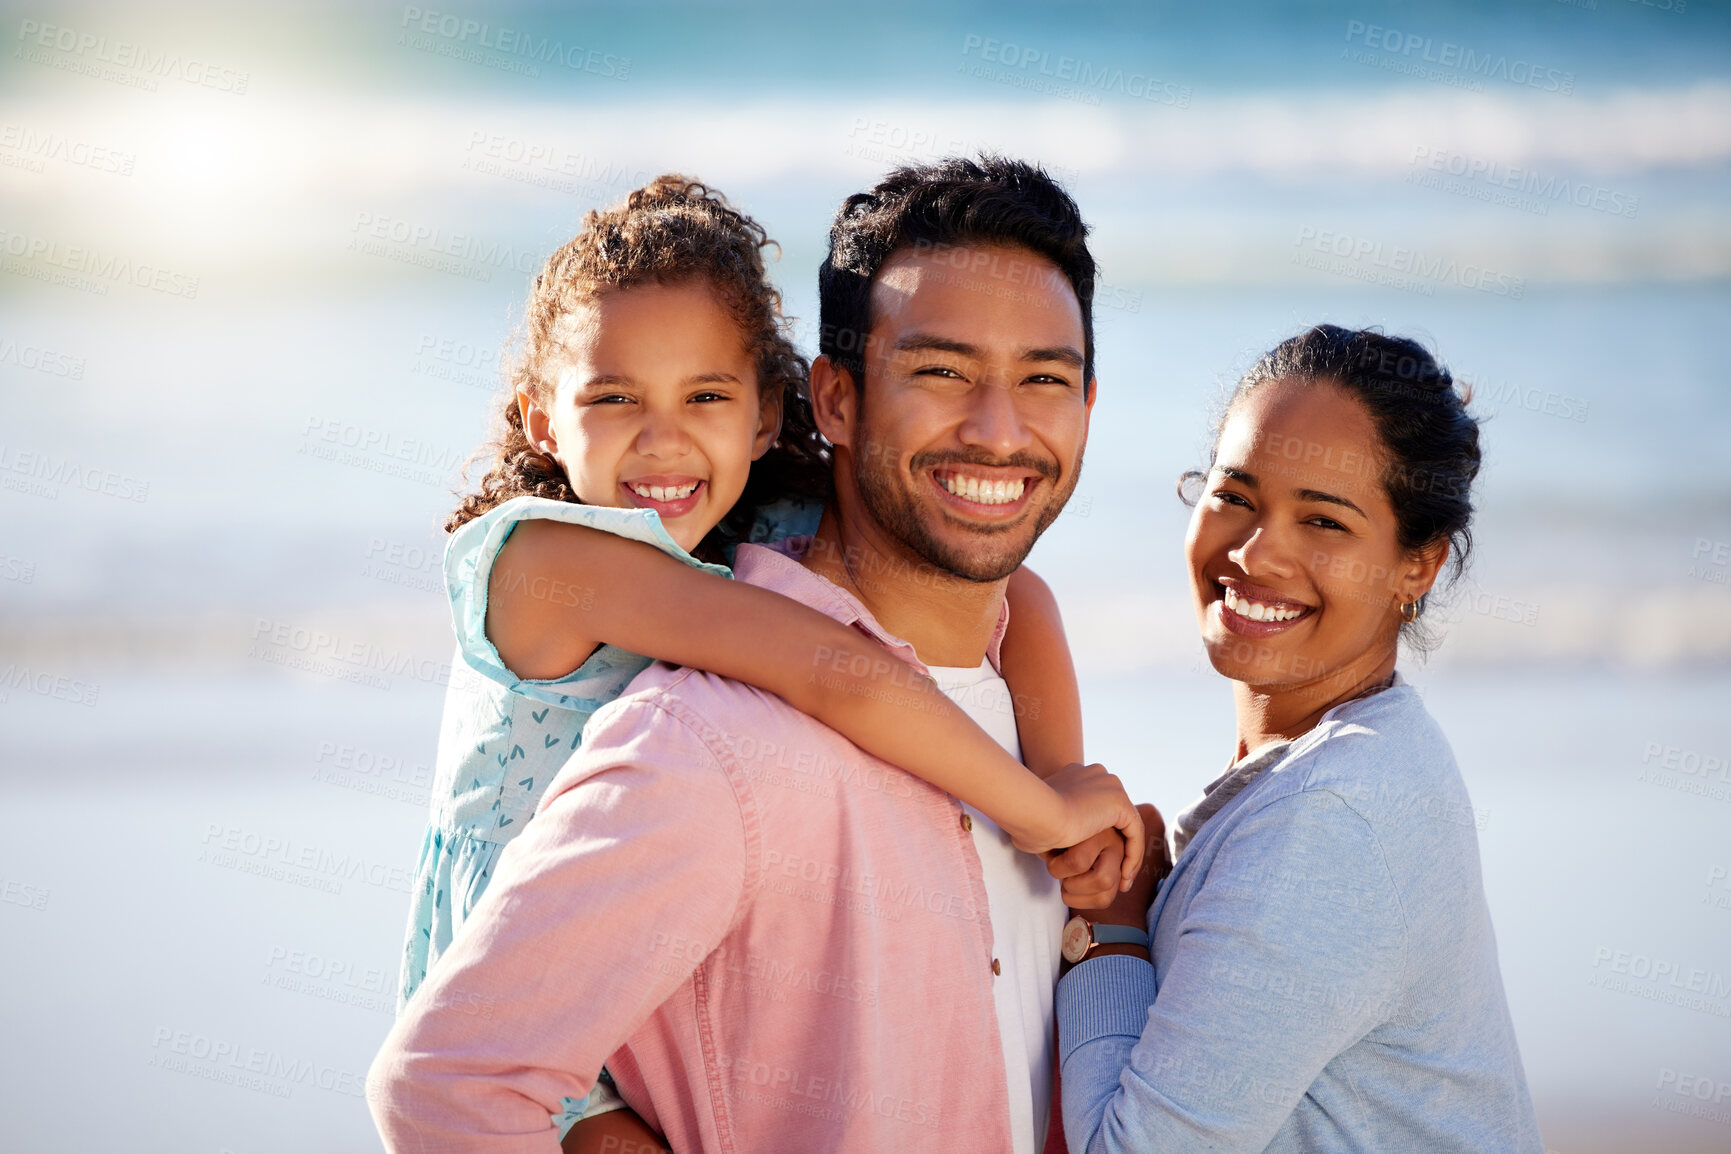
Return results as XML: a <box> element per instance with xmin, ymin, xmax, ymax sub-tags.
<box><xmin>583</xmin><ymin>659</ymin><xmax>815</xmax><ymax>756</ymax></box>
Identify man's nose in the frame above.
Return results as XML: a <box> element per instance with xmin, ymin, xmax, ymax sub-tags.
<box><xmin>957</xmin><ymin>376</ymin><xmax>1034</xmax><ymax>458</ymax></box>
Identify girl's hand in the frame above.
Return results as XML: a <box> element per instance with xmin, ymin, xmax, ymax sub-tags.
<box><xmin>1014</xmin><ymin>762</ymin><xmax>1144</xmax><ymax>891</ymax></box>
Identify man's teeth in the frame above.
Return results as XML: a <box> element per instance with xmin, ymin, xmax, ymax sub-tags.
<box><xmin>630</xmin><ymin>481</ymin><xmax>699</xmax><ymax>502</ymax></box>
<box><xmin>1224</xmin><ymin>587</ymin><xmax>1306</xmax><ymax>623</ymax></box>
<box><xmin>939</xmin><ymin>473</ymin><xmax>1026</xmax><ymax>506</ymax></box>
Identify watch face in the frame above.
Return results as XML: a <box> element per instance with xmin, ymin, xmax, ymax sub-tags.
<box><xmin>1062</xmin><ymin>915</ymin><xmax>1092</xmax><ymax>964</ymax></box>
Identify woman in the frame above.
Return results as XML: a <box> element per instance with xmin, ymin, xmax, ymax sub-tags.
<box><xmin>1055</xmin><ymin>326</ymin><xmax>1543</xmax><ymax>1152</ymax></box>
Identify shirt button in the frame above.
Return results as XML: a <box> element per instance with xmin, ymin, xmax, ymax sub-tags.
<box><xmin>991</xmin><ymin>957</ymin><xmax>1001</xmax><ymax>976</ymax></box>
<box><xmin>961</xmin><ymin>813</ymin><xmax>974</xmax><ymax>832</ymax></box>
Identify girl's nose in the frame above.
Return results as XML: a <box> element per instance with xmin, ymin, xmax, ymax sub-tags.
<box><xmin>634</xmin><ymin>409</ymin><xmax>693</xmax><ymax>459</ymax></box>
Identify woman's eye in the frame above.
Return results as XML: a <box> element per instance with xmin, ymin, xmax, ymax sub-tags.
<box><xmin>1211</xmin><ymin>490</ymin><xmax>1252</xmax><ymax>509</ymax></box>
<box><xmin>1306</xmin><ymin>515</ymin><xmax>1347</xmax><ymax>532</ymax></box>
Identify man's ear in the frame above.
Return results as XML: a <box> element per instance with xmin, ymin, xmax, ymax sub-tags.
<box><xmin>808</xmin><ymin>354</ymin><xmax>859</xmax><ymax>452</ymax></box>
<box><xmin>518</xmin><ymin>389</ymin><xmax>558</xmax><ymax>458</ymax></box>
<box><xmin>752</xmin><ymin>382</ymin><xmax>785</xmax><ymax>461</ymax></box>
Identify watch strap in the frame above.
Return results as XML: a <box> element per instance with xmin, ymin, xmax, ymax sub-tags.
<box><xmin>1092</xmin><ymin>923</ymin><xmax>1148</xmax><ymax>948</ymax></box>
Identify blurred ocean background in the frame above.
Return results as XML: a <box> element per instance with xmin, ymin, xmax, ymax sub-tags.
<box><xmin>2</xmin><ymin>1</ymin><xmax>1729</xmax><ymax>1151</ymax></box>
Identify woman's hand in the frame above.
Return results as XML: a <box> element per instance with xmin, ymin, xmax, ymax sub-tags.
<box><xmin>1013</xmin><ymin>762</ymin><xmax>1144</xmax><ymax>890</ymax></box>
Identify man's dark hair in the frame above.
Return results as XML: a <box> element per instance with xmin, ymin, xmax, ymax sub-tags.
<box><xmin>817</xmin><ymin>154</ymin><xmax>1097</xmax><ymax>392</ymax></box>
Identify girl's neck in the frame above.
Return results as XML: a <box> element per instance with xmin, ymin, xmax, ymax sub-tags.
<box><xmin>1228</xmin><ymin>648</ymin><xmax>1398</xmax><ymax>764</ymax></box>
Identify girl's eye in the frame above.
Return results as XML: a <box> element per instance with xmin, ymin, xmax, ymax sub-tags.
<box><xmin>689</xmin><ymin>391</ymin><xmax>730</xmax><ymax>403</ymax></box>
<box><xmin>590</xmin><ymin>394</ymin><xmax>633</xmax><ymax>405</ymax></box>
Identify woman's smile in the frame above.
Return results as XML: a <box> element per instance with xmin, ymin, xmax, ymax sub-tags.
<box><xmin>1215</xmin><ymin>578</ymin><xmax>1317</xmax><ymax>637</ymax></box>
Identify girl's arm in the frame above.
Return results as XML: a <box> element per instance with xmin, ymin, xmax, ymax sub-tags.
<box><xmin>487</xmin><ymin>520</ymin><xmax>1142</xmax><ymax>879</ymax></box>
<box><xmin>1002</xmin><ymin>567</ymin><xmax>1150</xmax><ymax>908</ymax></box>
<box><xmin>561</xmin><ymin>1109</ymin><xmax>668</xmax><ymax>1154</ymax></box>
<box><xmin>1000</xmin><ymin>566</ymin><xmax>1085</xmax><ymax>777</ymax></box>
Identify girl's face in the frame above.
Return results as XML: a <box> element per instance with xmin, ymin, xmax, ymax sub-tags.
<box><xmin>1184</xmin><ymin>376</ymin><xmax>1444</xmax><ymax>695</ymax></box>
<box><xmin>519</xmin><ymin>280</ymin><xmax>780</xmax><ymax>553</ymax></box>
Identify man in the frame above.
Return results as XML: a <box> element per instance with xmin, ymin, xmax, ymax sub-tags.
<box><xmin>369</xmin><ymin>155</ymin><xmax>1105</xmax><ymax>1153</ymax></box>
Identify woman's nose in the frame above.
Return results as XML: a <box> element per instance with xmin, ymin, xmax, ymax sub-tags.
<box><xmin>1227</xmin><ymin>526</ymin><xmax>1297</xmax><ymax>578</ymax></box>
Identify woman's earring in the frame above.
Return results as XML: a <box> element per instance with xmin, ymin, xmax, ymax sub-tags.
<box><xmin>1399</xmin><ymin>597</ymin><xmax>1421</xmax><ymax>623</ymax></box>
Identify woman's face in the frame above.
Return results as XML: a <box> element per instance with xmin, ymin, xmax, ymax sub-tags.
<box><xmin>1184</xmin><ymin>375</ymin><xmax>1443</xmax><ymax>695</ymax></box>
<box><xmin>519</xmin><ymin>280</ymin><xmax>780</xmax><ymax>553</ymax></box>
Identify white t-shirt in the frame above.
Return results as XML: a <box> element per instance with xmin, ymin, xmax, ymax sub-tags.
<box><xmin>926</xmin><ymin>658</ymin><xmax>1067</xmax><ymax>1154</ymax></box>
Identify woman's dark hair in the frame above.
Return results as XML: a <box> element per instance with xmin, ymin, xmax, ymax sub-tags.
<box><xmin>447</xmin><ymin>175</ymin><xmax>831</xmax><ymax>559</ymax></box>
<box><xmin>1191</xmin><ymin>325</ymin><xmax>1482</xmax><ymax>642</ymax></box>
<box><xmin>818</xmin><ymin>153</ymin><xmax>1097</xmax><ymax>391</ymax></box>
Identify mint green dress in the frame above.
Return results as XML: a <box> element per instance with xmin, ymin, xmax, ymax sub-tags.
<box><xmin>397</xmin><ymin>493</ymin><xmax>821</xmax><ymax>1130</ymax></box>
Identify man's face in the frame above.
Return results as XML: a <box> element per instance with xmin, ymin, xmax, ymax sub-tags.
<box><xmin>846</xmin><ymin>242</ymin><xmax>1094</xmax><ymax>582</ymax></box>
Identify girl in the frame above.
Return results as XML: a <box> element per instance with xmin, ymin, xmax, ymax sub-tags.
<box><xmin>399</xmin><ymin>176</ymin><xmax>1143</xmax><ymax>1144</ymax></box>
<box><xmin>1055</xmin><ymin>326</ymin><xmax>1541</xmax><ymax>1152</ymax></box>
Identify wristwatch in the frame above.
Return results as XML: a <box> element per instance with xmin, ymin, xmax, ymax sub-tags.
<box><xmin>1061</xmin><ymin>915</ymin><xmax>1149</xmax><ymax>964</ymax></box>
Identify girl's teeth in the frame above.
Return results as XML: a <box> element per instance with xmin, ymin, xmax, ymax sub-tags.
<box><xmin>633</xmin><ymin>482</ymin><xmax>698</xmax><ymax>502</ymax></box>
<box><xmin>940</xmin><ymin>474</ymin><xmax>1026</xmax><ymax>505</ymax></box>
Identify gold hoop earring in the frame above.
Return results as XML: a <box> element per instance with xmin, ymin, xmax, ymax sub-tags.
<box><xmin>1399</xmin><ymin>598</ymin><xmax>1420</xmax><ymax>623</ymax></box>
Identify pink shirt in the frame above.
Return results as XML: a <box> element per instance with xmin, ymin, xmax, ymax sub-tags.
<box><xmin>368</xmin><ymin>540</ymin><xmax>1018</xmax><ymax>1153</ymax></box>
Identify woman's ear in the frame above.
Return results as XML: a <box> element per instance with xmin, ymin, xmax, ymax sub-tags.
<box><xmin>752</xmin><ymin>382</ymin><xmax>784</xmax><ymax>461</ymax></box>
<box><xmin>1396</xmin><ymin>539</ymin><xmax>1451</xmax><ymax>607</ymax></box>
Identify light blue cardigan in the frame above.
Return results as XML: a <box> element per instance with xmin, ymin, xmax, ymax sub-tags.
<box><xmin>1058</xmin><ymin>682</ymin><xmax>1543</xmax><ymax>1153</ymax></box>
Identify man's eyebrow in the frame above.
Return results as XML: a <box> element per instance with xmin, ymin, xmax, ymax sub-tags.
<box><xmin>1296</xmin><ymin>487</ymin><xmax>1367</xmax><ymax>518</ymax></box>
<box><xmin>1021</xmin><ymin>345</ymin><xmax>1084</xmax><ymax>370</ymax></box>
<box><xmin>894</xmin><ymin>333</ymin><xmax>978</xmax><ymax>357</ymax></box>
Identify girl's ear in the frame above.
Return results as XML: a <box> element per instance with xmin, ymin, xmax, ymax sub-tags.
<box><xmin>752</xmin><ymin>380</ymin><xmax>784</xmax><ymax>461</ymax></box>
<box><xmin>518</xmin><ymin>388</ymin><xmax>558</xmax><ymax>459</ymax></box>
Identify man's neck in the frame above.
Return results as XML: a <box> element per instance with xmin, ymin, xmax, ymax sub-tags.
<box><xmin>800</xmin><ymin>506</ymin><xmax>1005</xmax><ymax>669</ymax></box>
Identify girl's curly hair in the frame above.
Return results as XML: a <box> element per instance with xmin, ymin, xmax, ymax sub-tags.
<box><xmin>447</xmin><ymin>175</ymin><xmax>832</xmax><ymax>558</ymax></box>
